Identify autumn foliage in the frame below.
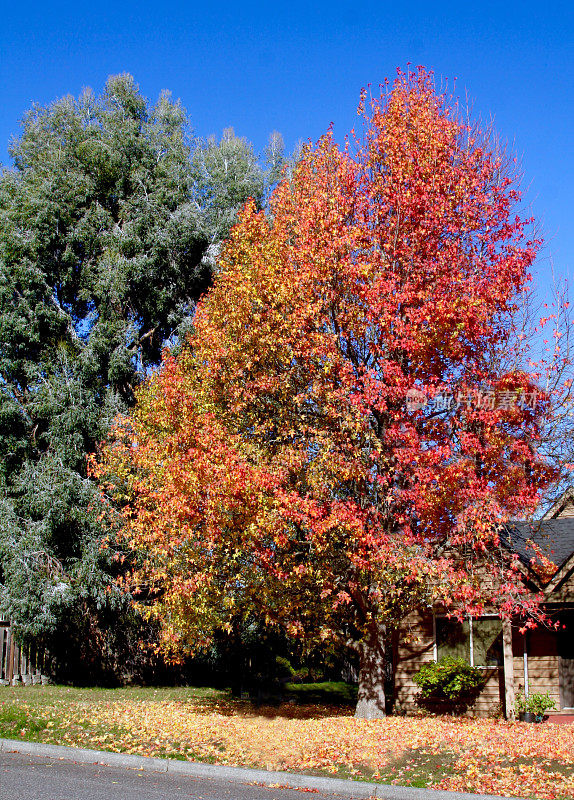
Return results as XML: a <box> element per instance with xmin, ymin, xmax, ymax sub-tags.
<box><xmin>95</xmin><ymin>68</ymin><xmax>553</xmax><ymax>717</ymax></box>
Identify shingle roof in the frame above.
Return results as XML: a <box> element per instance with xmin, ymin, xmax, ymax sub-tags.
<box><xmin>503</xmin><ymin>518</ymin><xmax>574</xmax><ymax>573</ymax></box>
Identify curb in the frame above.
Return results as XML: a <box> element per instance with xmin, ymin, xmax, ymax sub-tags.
<box><xmin>0</xmin><ymin>738</ymin><xmax>525</xmax><ymax>800</ymax></box>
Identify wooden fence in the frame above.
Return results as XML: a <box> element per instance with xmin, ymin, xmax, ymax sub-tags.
<box><xmin>0</xmin><ymin>621</ymin><xmax>47</xmax><ymax>685</ymax></box>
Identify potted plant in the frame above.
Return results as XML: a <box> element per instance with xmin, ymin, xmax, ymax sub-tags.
<box><xmin>516</xmin><ymin>692</ymin><xmax>556</xmax><ymax>722</ymax></box>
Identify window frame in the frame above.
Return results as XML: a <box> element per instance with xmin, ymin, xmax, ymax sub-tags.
<box><xmin>433</xmin><ymin>613</ymin><xmax>503</xmax><ymax>669</ymax></box>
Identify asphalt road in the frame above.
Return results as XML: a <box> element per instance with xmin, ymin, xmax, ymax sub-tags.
<box><xmin>0</xmin><ymin>751</ymin><xmax>372</xmax><ymax>800</ymax></box>
<box><xmin>0</xmin><ymin>745</ymin><xmax>522</xmax><ymax>800</ymax></box>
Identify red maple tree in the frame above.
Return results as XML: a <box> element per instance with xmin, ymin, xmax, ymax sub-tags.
<box><xmin>96</xmin><ymin>68</ymin><xmax>554</xmax><ymax>717</ymax></box>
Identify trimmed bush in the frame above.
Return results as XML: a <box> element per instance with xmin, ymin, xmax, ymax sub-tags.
<box><xmin>414</xmin><ymin>657</ymin><xmax>486</xmax><ymax>713</ymax></box>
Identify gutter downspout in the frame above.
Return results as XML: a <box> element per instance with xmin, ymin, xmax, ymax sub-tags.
<box><xmin>523</xmin><ymin>631</ymin><xmax>529</xmax><ymax>698</ymax></box>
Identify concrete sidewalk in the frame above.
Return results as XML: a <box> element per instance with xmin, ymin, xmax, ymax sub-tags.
<box><xmin>0</xmin><ymin>737</ymin><xmax>527</xmax><ymax>800</ymax></box>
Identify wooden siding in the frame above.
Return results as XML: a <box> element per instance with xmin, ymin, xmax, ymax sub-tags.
<box><xmin>547</xmin><ymin>565</ymin><xmax>574</xmax><ymax>603</ymax></box>
<box><xmin>394</xmin><ymin>611</ymin><xmax>435</xmax><ymax>712</ymax></box>
<box><xmin>555</xmin><ymin>501</ymin><xmax>574</xmax><ymax>518</ymax></box>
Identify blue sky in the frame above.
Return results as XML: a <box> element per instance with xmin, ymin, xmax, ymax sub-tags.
<box><xmin>1</xmin><ymin>1</ymin><xmax>573</xmax><ymax>296</ymax></box>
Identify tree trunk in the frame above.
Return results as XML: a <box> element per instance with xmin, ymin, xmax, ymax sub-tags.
<box><xmin>354</xmin><ymin>626</ymin><xmax>387</xmax><ymax>719</ymax></box>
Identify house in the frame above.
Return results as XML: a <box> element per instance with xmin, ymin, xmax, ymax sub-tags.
<box><xmin>393</xmin><ymin>490</ymin><xmax>574</xmax><ymax>718</ymax></box>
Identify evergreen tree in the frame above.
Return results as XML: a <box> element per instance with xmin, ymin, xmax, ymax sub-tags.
<box><xmin>0</xmin><ymin>74</ymin><xmax>264</xmax><ymax>674</ymax></box>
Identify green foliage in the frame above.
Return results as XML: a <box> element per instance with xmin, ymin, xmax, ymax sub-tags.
<box><xmin>192</xmin><ymin>127</ymin><xmax>264</xmax><ymax>244</ymax></box>
<box><xmin>284</xmin><ymin>681</ymin><xmax>358</xmax><ymax>705</ymax></box>
<box><xmin>0</xmin><ymin>74</ymin><xmax>266</xmax><ymax>671</ymax></box>
<box><xmin>275</xmin><ymin>655</ymin><xmax>296</xmax><ymax>680</ymax></box>
<box><xmin>414</xmin><ymin>657</ymin><xmax>486</xmax><ymax>706</ymax></box>
<box><xmin>516</xmin><ymin>692</ymin><xmax>556</xmax><ymax>716</ymax></box>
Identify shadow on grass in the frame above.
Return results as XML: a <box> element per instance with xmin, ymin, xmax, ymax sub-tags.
<box><xmin>190</xmin><ymin>681</ymin><xmax>357</xmax><ymax>719</ymax></box>
<box><xmin>196</xmin><ymin>697</ymin><xmax>354</xmax><ymax>720</ymax></box>
<box><xmin>0</xmin><ymin>684</ymin><xmax>354</xmax><ymax>721</ymax></box>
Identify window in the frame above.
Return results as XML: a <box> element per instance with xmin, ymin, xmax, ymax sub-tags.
<box><xmin>435</xmin><ymin>616</ymin><xmax>503</xmax><ymax>667</ymax></box>
<box><xmin>472</xmin><ymin>618</ymin><xmax>503</xmax><ymax>667</ymax></box>
<box><xmin>436</xmin><ymin>617</ymin><xmax>470</xmax><ymax>662</ymax></box>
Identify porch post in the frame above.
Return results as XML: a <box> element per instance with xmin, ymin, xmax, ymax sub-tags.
<box><xmin>523</xmin><ymin>632</ymin><xmax>529</xmax><ymax>698</ymax></box>
<box><xmin>6</xmin><ymin>628</ymin><xmax>14</xmax><ymax>685</ymax></box>
<box><xmin>502</xmin><ymin>618</ymin><xmax>515</xmax><ymax>720</ymax></box>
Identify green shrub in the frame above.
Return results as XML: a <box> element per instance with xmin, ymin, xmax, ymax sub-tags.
<box><xmin>275</xmin><ymin>656</ymin><xmax>295</xmax><ymax>680</ymax></box>
<box><xmin>284</xmin><ymin>681</ymin><xmax>358</xmax><ymax>705</ymax></box>
<box><xmin>414</xmin><ymin>657</ymin><xmax>486</xmax><ymax>712</ymax></box>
